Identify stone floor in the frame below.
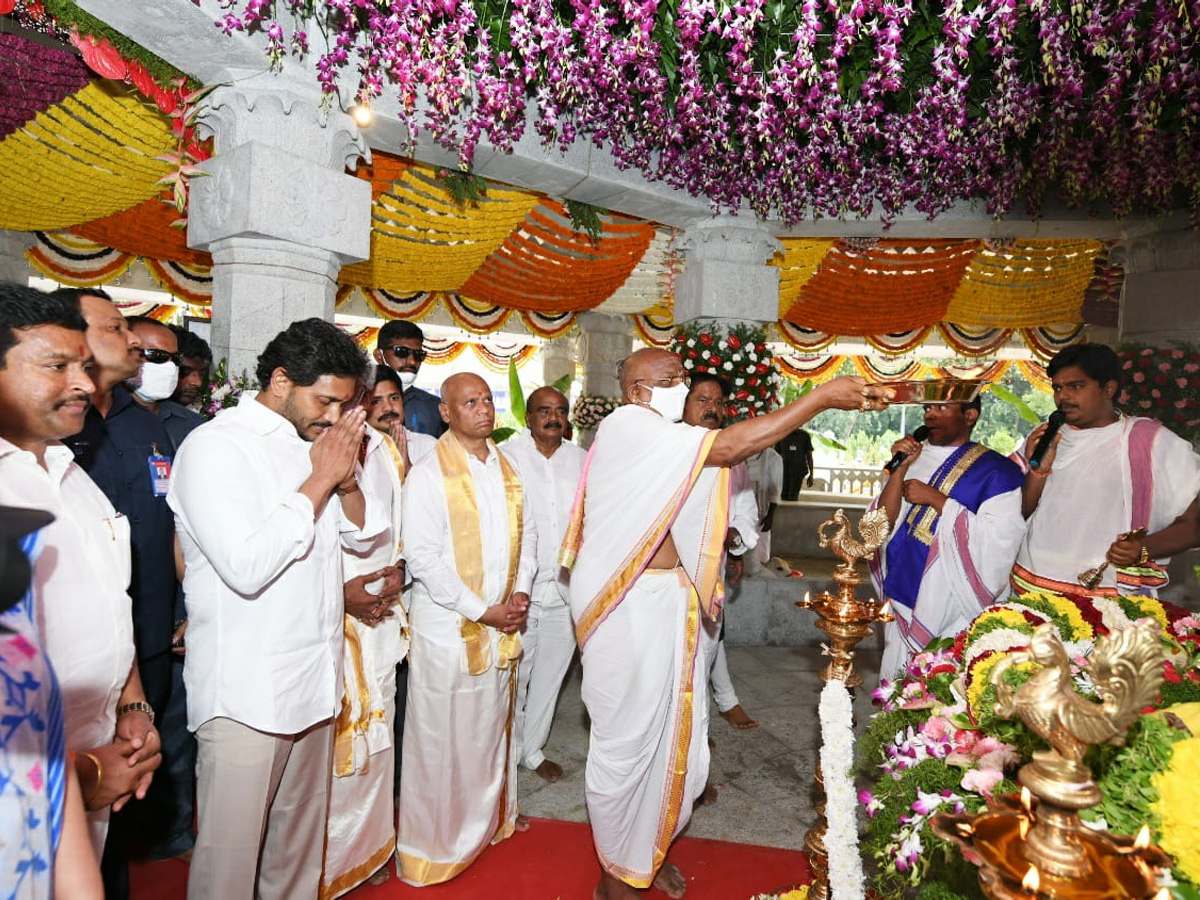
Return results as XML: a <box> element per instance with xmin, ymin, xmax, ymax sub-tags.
<box><xmin>516</xmin><ymin>638</ymin><xmax>884</xmax><ymax>851</ymax></box>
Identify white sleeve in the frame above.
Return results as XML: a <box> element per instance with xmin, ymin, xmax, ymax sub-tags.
<box><xmin>168</xmin><ymin>432</ymin><xmax>316</xmax><ymax>598</ymax></box>
<box><xmin>400</xmin><ymin>462</ymin><xmax>489</xmax><ymax>621</ymax></box>
<box><xmin>932</xmin><ymin>487</ymin><xmax>1026</xmax><ymax>619</ymax></box>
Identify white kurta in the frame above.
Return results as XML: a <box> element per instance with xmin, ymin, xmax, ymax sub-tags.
<box><xmin>321</xmin><ymin>431</ymin><xmax>409</xmax><ymax>899</ymax></box>
<box><xmin>0</xmin><ymin>438</ymin><xmax>135</xmax><ymax>858</ymax></box>
<box><xmin>501</xmin><ymin>431</ymin><xmax>586</xmax><ymax>770</ymax></box>
<box><xmin>870</xmin><ymin>443</ymin><xmax>1026</xmax><ymax>680</ymax></box>
<box><xmin>1017</xmin><ymin>415</ymin><xmax>1200</xmax><ymax>593</ymax></box>
<box><xmin>566</xmin><ymin>406</ymin><xmax>725</xmax><ymax>888</ymax></box>
<box><xmin>396</xmin><ymin>441</ymin><xmax>535</xmax><ymax>886</ymax></box>
<box><xmin>168</xmin><ymin>395</ymin><xmax>383</xmax><ymax>736</ymax></box>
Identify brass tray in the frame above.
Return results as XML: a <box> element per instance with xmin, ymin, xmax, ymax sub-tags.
<box><xmin>882</xmin><ymin>378</ymin><xmax>988</xmax><ymax>405</ymax></box>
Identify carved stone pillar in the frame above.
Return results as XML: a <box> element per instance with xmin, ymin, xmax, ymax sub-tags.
<box><xmin>578</xmin><ymin>313</ymin><xmax>632</xmax><ymax>400</ymax></box>
<box><xmin>540</xmin><ymin>335</ymin><xmax>576</xmax><ymax>389</ymax></box>
<box><xmin>0</xmin><ymin>230</ymin><xmax>34</xmax><ymax>284</ymax></box>
<box><xmin>674</xmin><ymin>215</ymin><xmax>782</xmax><ymax>327</ymax></box>
<box><xmin>1114</xmin><ymin>227</ymin><xmax>1200</xmax><ymax>345</ymax></box>
<box><xmin>187</xmin><ymin>83</ymin><xmax>371</xmax><ymax>376</ymax></box>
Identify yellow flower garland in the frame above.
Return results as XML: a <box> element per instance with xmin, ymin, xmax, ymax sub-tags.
<box><xmin>1153</xmin><ymin>736</ymin><xmax>1200</xmax><ymax>883</ymax></box>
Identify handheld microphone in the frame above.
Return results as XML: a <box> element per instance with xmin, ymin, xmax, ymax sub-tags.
<box><xmin>883</xmin><ymin>426</ymin><xmax>930</xmax><ymax>474</ymax></box>
<box><xmin>1028</xmin><ymin>410</ymin><xmax>1066</xmax><ymax>471</ymax></box>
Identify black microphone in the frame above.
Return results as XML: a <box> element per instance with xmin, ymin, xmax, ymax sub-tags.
<box><xmin>1028</xmin><ymin>410</ymin><xmax>1066</xmax><ymax>471</ymax></box>
<box><xmin>883</xmin><ymin>426</ymin><xmax>930</xmax><ymax>474</ymax></box>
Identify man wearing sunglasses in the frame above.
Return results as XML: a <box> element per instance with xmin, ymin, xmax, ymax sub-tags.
<box><xmin>373</xmin><ymin>321</ymin><xmax>447</xmax><ymax>438</ymax></box>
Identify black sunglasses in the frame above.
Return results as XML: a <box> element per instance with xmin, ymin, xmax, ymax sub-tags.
<box><xmin>384</xmin><ymin>345</ymin><xmax>427</xmax><ymax>363</ymax></box>
<box><xmin>139</xmin><ymin>348</ymin><xmax>182</xmax><ymax>365</ymax></box>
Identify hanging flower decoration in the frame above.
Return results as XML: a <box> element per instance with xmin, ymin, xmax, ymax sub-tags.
<box><xmin>670</xmin><ymin>322</ymin><xmax>779</xmax><ymax>421</ymax></box>
<box><xmin>858</xmin><ymin>591</ymin><xmax>1200</xmax><ymax>897</ymax></box>
<box><xmin>213</xmin><ymin>0</ymin><xmax>1200</xmax><ymax>224</ymax></box>
<box><xmin>1117</xmin><ymin>346</ymin><xmax>1200</xmax><ymax>444</ymax></box>
<box><xmin>570</xmin><ymin>394</ymin><xmax>620</xmax><ymax>431</ymax></box>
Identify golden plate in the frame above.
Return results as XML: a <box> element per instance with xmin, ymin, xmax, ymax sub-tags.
<box><xmin>882</xmin><ymin>378</ymin><xmax>988</xmax><ymax>405</ymax></box>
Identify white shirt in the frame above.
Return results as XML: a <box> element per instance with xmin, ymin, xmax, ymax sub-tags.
<box><xmin>501</xmin><ymin>432</ymin><xmax>586</xmax><ymax>602</ymax></box>
<box><xmin>405</xmin><ymin>428</ymin><xmax>437</xmax><ymax>468</ymax></box>
<box><xmin>402</xmin><ymin>441</ymin><xmax>536</xmax><ymax>623</ymax></box>
<box><xmin>0</xmin><ymin>438</ymin><xmax>134</xmax><ymax>754</ymax></box>
<box><xmin>168</xmin><ymin>396</ymin><xmax>382</xmax><ymax>734</ymax></box>
<box><xmin>727</xmin><ymin>461</ymin><xmax>760</xmax><ymax>555</ymax></box>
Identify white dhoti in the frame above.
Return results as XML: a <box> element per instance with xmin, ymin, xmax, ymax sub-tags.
<box><xmin>320</xmin><ymin>616</ymin><xmax>403</xmax><ymax>899</ymax></box>
<box><xmin>581</xmin><ymin>569</ymin><xmax>710</xmax><ymax>884</ymax></box>
<box><xmin>395</xmin><ymin>586</ymin><xmax>519</xmax><ymax>885</ymax></box>
<box><xmin>515</xmin><ymin>581</ymin><xmax>577</xmax><ymax>770</ymax></box>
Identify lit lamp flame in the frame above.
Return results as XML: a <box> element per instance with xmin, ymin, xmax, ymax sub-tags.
<box><xmin>1019</xmin><ymin>817</ymin><xmax>1029</xmax><ymax>840</ymax></box>
<box><xmin>1022</xmin><ymin>864</ymin><xmax>1040</xmax><ymax>895</ymax></box>
<box><xmin>1134</xmin><ymin>824</ymin><xmax>1151</xmax><ymax>851</ymax></box>
<box><xmin>1020</xmin><ymin>786</ymin><xmax>1033</xmax><ymax>815</ymax></box>
<box><xmin>878</xmin><ymin>599</ymin><xmax>892</xmax><ymax>618</ymax></box>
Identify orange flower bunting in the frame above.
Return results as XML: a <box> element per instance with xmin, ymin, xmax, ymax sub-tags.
<box><xmin>460</xmin><ymin>200</ymin><xmax>656</xmax><ymax>313</ymax></box>
<box><xmin>72</xmin><ymin>195</ymin><xmax>212</xmax><ymax>267</ymax></box>
<box><xmin>773</xmin><ymin>238</ymin><xmax>836</xmax><ymax>319</ymax></box>
<box><xmin>785</xmin><ymin>240</ymin><xmax>979</xmax><ymax>336</ymax></box>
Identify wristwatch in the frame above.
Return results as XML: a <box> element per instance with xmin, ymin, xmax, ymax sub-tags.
<box><xmin>116</xmin><ymin>701</ymin><xmax>156</xmax><ymax>724</ymax></box>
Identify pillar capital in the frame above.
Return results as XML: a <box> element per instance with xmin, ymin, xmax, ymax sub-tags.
<box><xmin>197</xmin><ymin>81</ymin><xmax>368</xmax><ymax>171</ymax></box>
<box><xmin>674</xmin><ymin>216</ymin><xmax>782</xmax><ymax>326</ymax></box>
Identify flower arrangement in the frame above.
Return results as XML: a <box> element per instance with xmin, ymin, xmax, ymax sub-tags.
<box><xmin>857</xmin><ymin>591</ymin><xmax>1200</xmax><ymax>899</ymax></box>
<box><xmin>671</xmin><ymin>322</ymin><xmax>779</xmax><ymax>422</ymax></box>
<box><xmin>212</xmin><ymin>0</ymin><xmax>1200</xmax><ymax>224</ymax></box>
<box><xmin>1117</xmin><ymin>346</ymin><xmax>1200</xmax><ymax>444</ymax></box>
<box><xmin>570</xmin><ymin>394</ymin><xmax>619</xmax><ymax>432</ymax></box>
<box><xmin>198</xmin><ymin>359</ymin><xmax>255</xmax><ymax>420</ymax></box>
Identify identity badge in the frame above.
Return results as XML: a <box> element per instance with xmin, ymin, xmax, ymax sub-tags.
<box><xmin>148</xmin><ymin>454</ymin><xmax>173</xmax><ymax>497</ymax></box>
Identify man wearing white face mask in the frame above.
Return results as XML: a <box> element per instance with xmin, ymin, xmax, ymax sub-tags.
<box><xmin>563</xmin><ymin>347</ymin><xmax>892</xmax><ymax>900</ymax></box>
<box><xmin>83</xmin><ymin>316</ymin><xmax>199</xmax><ymax>885</ymax></box>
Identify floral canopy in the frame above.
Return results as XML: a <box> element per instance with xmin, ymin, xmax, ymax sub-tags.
<box><xmin>0</xmin><ymin>7</ymin><xmax>1133</xmax><ymax>357</ymax></box>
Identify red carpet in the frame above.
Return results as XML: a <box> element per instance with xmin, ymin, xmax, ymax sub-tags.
<box><xmin>131</xmin><ymin>818</ymin><xmax>810</xmax><ymax>899</ymax></box>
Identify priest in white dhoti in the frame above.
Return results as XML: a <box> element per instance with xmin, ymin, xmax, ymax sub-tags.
<box><xmin>500</xmin><ymin>387</ymin><xmax>586</xmax><ymax>783</ymax></box>
<box><xmin>321</xmin><ymin>366</ymin><xmax>434</xmax><ymax>898</ymax></box>
<box><xmin>1014</xmin><ymin>345</ymin><xmax>1200</xmax><ymax>601</ymax></box>
<box><xmin>396</xmin><ymin>373</ymin><xmax>536</xmax><ymax>886</ymax></box>
<box><xmin>561</xmin><ymin>348</ymin><xmax>889</xmax><ymax>900</ymax></box>
<box><xmin>868</xmin><ymin>396</ymin><xmax>1026</xmax><ymax>679</ymax></box>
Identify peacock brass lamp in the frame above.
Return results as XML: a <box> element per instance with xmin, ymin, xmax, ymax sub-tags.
<box><xmin>932</xmin><ymin>621</ymin><xmax>1174</xmax><ymax>898</ymax></box>
<box><xmin>796</xmin><ymin>507</ymin><xmax>894</xmax><ymax>688</ymax></box>
<box><xmin>795</xmin><ymin>507</ymin><xmax>893</xmax><ymax>900</ymax></box>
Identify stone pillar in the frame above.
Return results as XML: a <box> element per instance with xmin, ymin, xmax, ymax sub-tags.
<box><xmin>578</xmin><ymin>313</ymin><xmax>632</xmax><ymax>400</ymax></box>
<box><xmin>0</xmin><ymin>230</ymin><xmax>34</xmax><ymax>284</ymax></box>
<box><xmin>540</xmin><ymin>335</ymin><xmax>576</xmax><ymax>389</ymax></box>
<box><xmin>1115</xmin><ymin>226</ymin><xmax>1200</xmax><ymax>345</ymax></box>
<box><xmin>673</xmin><ymin>215</ymin><xmax>782</xmax><ymax>327</ymax></box>
<box><xmin>187</xmin><ymin>83</ymin><xmax>371</xmax><ymax>376</ymax></box>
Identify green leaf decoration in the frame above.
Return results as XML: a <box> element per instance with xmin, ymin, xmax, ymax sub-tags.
<box><xmin>508</xmin><ymin>358</ymin><xmax>526</xmax><ymax>427</ymax></box>
<box><xmin>551</xmin><ymin>373</ymin><xmax>573</xmax><ymax>394</ymax></box>
<box><xmin>491</xmin><ymin>427</ymin><xmax>517</xmax><ymax>444</ymax></box>
<box><xmin>811</xmin><ymin>431</ymin><xmax>847</xmax><ymax>452</ymax></box>
<box><xmin>565</xmin><ymin>199</ymin><xmax>606</xmax><ymax>243</ymax></box>
<box><xmin>986</xmin><ymin>383</ymin><xmax>1041</xmax><ymax>425</ymax></box>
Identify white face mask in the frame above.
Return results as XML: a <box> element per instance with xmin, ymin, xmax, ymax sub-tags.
<box><xmin>133</xmin><ymin>360</ymin><xmax>180</xmax><ymax>402</ymax></box>
<box><xmin>397</xmin><ymin>370</ymin><xmax>417</xmax><ymax>390</ymax></box>
<box><xmin>641</xmin><ymin>382</ymin><xmax>689</xmax><ymax>422</ymax></box>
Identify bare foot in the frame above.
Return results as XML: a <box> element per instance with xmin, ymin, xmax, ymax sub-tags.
<box><xmin>594</xmin><ymin>870</ymin><xmax>640</xmax><ymax>899</ymax></box>
<box><xmin>535</xmin><ymin>759</ymin><xmax>563</xmax><ymax>782</ymax></box>
<box><xmin>694</xmin><ymin>782</ymin><xmax>719</xmax><ymax>808</ymax></box>
<box><xmin>366</xmin><ymin>862</ymin><xmax>391</xmax><ymax>886</ymax></box>
<box><xmin>515</xmin><ymin>814</ymin><xmax>531</xmax><ymax>832</ymax></box>
<box><xmin>719</xmin><ymin>704</ymin><xmax>759</xmax><ymax>730</ymax></box>
<box><xmin>653</xmin><ymin>862</ymin><xmax>688</xmax><ymax>898</ymax></box>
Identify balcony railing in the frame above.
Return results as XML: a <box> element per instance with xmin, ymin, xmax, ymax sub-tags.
<box><xmin>807</xmin><ymin>464</ymin><xmax>886</xmax><ymax>498</ymax></box>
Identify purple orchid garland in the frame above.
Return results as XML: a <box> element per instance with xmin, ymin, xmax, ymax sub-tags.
<box><xmin>214</xmin><ymin>0</ymin><xmax>1200</xmax><ymax>224</ymax></box>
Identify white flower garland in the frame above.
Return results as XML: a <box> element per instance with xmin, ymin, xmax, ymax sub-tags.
<box><xmin>818</xmin><ymin>680</ymin><xmax>865</xmax><ymax>900</ymax></box>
